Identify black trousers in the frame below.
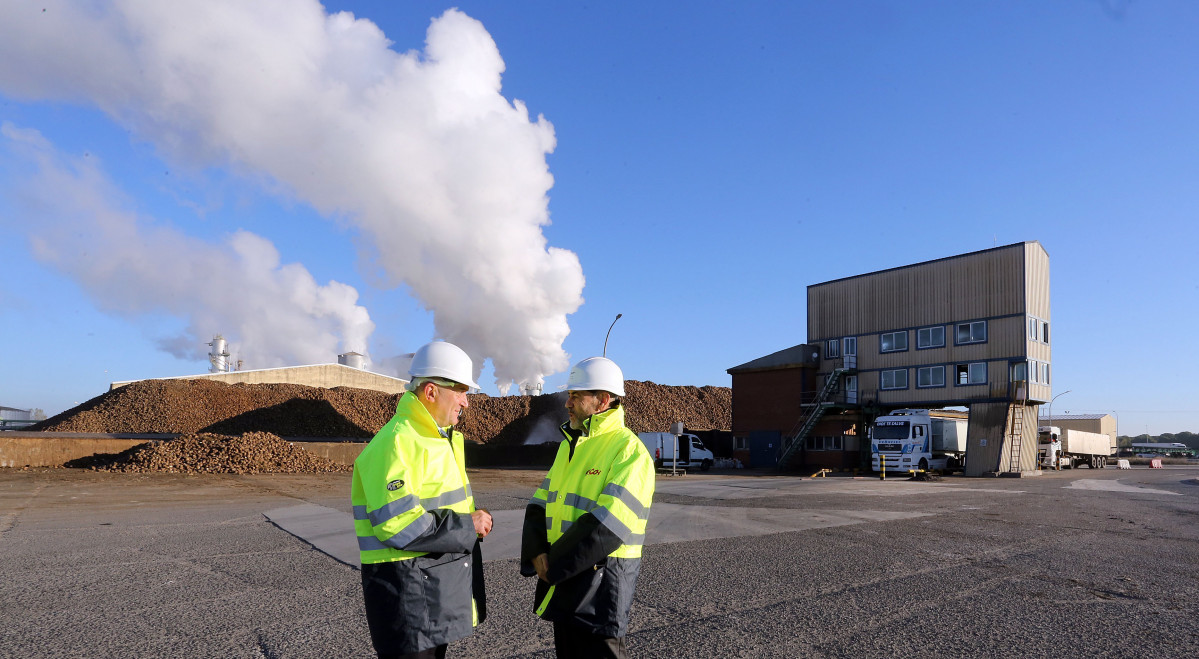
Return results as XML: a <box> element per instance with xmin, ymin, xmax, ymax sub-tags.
<box><xmin>379</xmin><ymin>644</ymin><xmax>447</xmax><ymax>659</ymax></box>
<box><xmin>552</xmin><ymin>620</ymin><xmax>627</xmax><ymax>659</ymax></box>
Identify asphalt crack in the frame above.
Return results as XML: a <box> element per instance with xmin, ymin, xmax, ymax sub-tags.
<box><xmin>0</xmin><ymin>482</ymin><xmax>46</xmax><ymax>538</ymax></box>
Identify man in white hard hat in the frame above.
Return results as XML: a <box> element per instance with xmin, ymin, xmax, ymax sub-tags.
<box><xmin>351</xmin><ymin>341</ymin><xmax>494</xmax><ymax>659</ymax></box>
<box><xmin>521</xmin><ymin>357</ymin><xmax>656</xmax><ymax>658</ymax></box>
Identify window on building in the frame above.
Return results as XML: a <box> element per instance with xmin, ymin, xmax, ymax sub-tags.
<box><xmin>826</xmin><ymin>339</ymin><xmax>840</xmax><ymax>358</ymax></box>
<box><xmin>955</xmin><ymin>321</ymin><xmax>987</xmax><ymax>344</ymax></box>
<box><xmin>734</xmin><ymin>436</ymin><xmax>747</xmax><ymax>450</ymax></box>
<box><xmin>1011</xmin><ymin>361</ymin><xmax>1027</xmax><ymax>382</ymax></box>
<box><xmin>881</xmin><ymin>331</ymin><xmax>908</xmax><ymax>352</ymax></box>
<box><xmin>805</xmin><ymin>436</ymin><xmax>844</xmax><ymax>451</ymax></box>
<box><xmin>917</xmin><ymin>326</ymin><xmax>945</xmax><ymax>349</ymax></box>
<box><xmin>1028</xmin><ymin>317</ymin><xmax>1050</xmax><ymax>345</ymax></box>
<box><xmin>917</xmin><ymin>365</ymin><xmax>945</xmax><ymax>388</ymax></box>
<box><xmin>843</xmin><ymin>336</ymin><xmax>857</xmax><ymax>356</ymax></box>
<box><xmin>956</xmin><ymin>362</ymin><xmax>986</xmax><ymax>385</ymax></box>
<box><xmin>881</xmin><ymin>368</ymin><xmax>908</xmax><ymax>390</ymax></box>
<box><xmin>1042</xmin><ymin>362</ymin><xmax>1050</xmax><ymax>385</ymax></box>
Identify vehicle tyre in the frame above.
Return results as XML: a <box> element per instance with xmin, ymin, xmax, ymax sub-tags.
<box><xmin>918</xmin><ymin>458</ymin><xmax>929</xmax><ymax>472</ymax></box>
<box><xmin>700</xmin><ymin>459</ymin><xmax>712</xmax><ymax>472</ymax></box>
<box><xmin>654</xmin><ymin>458</ymin><xmax>663</xmax><ymax>470</ymax></box>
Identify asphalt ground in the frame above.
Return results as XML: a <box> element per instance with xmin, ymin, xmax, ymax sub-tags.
<box><xmin>2</xmin><ymin>466</ymin><xmax>1198</xmax><ymax>658</ymax></box>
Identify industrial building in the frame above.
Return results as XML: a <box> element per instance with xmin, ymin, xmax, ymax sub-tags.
<box><xmin>111</xmin><ymin>346</ymin><xmax>408</xmax><ymax>395</ymax></box>
<box><xmin>0</xmin><ymin>406</ymin><xmax>39</xmax><ymax>430</ymax></box>
<box><xmin>729</xmin><ymin>241</ymin><xmax>1051</xmax><ymax>476</ymax></box>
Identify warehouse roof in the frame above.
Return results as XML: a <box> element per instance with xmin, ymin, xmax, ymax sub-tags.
<box><xmin>110</xmin><ymin>363</ymin><xmax>409</xmax><ymax>396</ymax></box>
<box><xmin>1038</xmin><ymin>413</ymin><xmax>1111</xmax><ymax>421</ymax></box>
<box><xmin>727</xmin><ymin>344</ymin><xmax>819</xmax><ymax>374</ymax></box>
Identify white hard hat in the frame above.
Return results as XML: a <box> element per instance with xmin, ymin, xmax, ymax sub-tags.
<box><xmin>408</xmin><ymin>341</ymin><xmax>479</xmax><ymax>390</ymax></box>
<box><xmin>566</xmin><ymin>356</ymin><xmax>625</xmax><ymax>397</ymax></box>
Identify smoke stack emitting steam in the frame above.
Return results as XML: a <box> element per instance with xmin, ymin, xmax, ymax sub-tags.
<box><xmin>0</xmin><ymin>2</ymin><xmax>583</xmax><ymax>391</ymax></box>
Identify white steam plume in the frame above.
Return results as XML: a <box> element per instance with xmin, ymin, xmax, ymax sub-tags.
<box><xmin>0</xmin><ymin>1</ymin><xmax>585</xmax><ymax>390</ymax></box>
<box><xmin>0</xmin><ymin>123</ymin><xmax>374</xmax><ymax>367</ymax></box>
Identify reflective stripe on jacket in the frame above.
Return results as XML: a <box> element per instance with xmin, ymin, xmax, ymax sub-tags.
<box><xmin>351</xmin><ymin>391</ymin><xmax>484</xmax><ymax>655</ymax></box>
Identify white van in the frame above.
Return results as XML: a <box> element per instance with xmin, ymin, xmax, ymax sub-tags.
<box><xmin>638</xmin><ymin>432</ymin><xmax>715</xmax><ymax>471</ymax></box>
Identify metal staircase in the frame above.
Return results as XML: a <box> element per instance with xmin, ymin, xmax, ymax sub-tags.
<box><xmin>777</xmin><ymin>366</ymin><xmax>851</xmax><ymax>469</ymax></box>
<box><xmin>1006</xmin><ymin>382</ymin><xmax>1029</xmax><ymax>473</ymax></box>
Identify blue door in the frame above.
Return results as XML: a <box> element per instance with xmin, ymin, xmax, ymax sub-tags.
<box><xmin>749</xmin><ymin>431</ymin><xmax>781</xmax><ymax>468</ymax></box>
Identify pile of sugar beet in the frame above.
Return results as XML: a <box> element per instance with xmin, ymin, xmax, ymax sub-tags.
<box><xmin>33</xmin><ymin>379</ymin><xmax>731</xmax><ymax>474</ymax></box>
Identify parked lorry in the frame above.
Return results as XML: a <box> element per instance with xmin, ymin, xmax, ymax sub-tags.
<box><xmin>1038</xmin><ymin>426</ymin><xmax>1112</xmax><ymax>469</ymax></box>
<box><xmin>638</xmin><ymin>431</ymin><xmax>715</xmax><ymax>471</ymax></box>
<box><xmin>870</xmin><ymin>409</ymin><xmax>969</xmax><ymax>472</ymax></box>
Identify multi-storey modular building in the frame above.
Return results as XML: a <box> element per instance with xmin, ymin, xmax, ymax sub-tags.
<box><xmin>730</xmin><ymin>241</ymin><xmax>1051</xmax><ymax>476</ymax></box>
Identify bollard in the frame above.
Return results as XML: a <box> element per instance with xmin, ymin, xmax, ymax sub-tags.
<box><xmin>880</xmin><ymin>458</ymin><xmax>886</xmax><ymax>481</ymax></box>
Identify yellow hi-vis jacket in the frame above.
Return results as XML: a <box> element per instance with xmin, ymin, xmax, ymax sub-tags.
<box><xmin>520</xmin><ymin>403</ymin><xmax>655</xmax><ymax>636</ymax></box>
<box><xmin>351</xmin><ymin>391</ymin><xmax>485</xmax><ymax>655</ymax></box>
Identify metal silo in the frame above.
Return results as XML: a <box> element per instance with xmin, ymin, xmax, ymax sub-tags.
<box><xmin>208</xmin><ymin>335</ymin><xmax>230</xmax><ymax>373</ymax></box>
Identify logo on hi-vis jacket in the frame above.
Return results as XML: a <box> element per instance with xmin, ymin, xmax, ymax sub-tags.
<box><xmin>585</xmin><ymin>469</ymin><xmax>601</xmax><ymax>475</ymax></box>
<box><xmin>386</xmin><ymin>479</ymin><xmax>405</xmax><ymax>491</ymax></box>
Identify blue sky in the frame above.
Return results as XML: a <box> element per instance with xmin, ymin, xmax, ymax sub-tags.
<box><xmin>1</xmin><ymin>1</ymin><xmax>1195</xmax><ymax>436</ymax></box>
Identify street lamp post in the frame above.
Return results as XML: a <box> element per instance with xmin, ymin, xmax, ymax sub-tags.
<box><xmin>1046</xmin><ymin>390</ymin><xmax>1072</xmax><ymax>431</ymax></box>
<box><xmin>603</xmin><ymin>313</ymin><xmax>623</xmax><ymax>357</ymax></box>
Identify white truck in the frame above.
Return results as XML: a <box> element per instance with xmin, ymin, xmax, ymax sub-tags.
<box><xmin>638</xmin><ymin>431</ymin><xmax>715</xmax><ymax>471</ymax></box>
<box><xmin>870</xmin><ymin>409</ymin><xmax>968</xmax><ymax>473</ymax></box>
<box><xmin>1038</xmin><ymin>426</ymin><xmax>1112</xmax><ymax>469</ymax></box>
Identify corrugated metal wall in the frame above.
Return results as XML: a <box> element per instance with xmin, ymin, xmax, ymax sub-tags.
<box><xmin>1024</xmin><ymin>242</ymin><xmax>1052</xmax><ymax>403</ymax></box>
<box><xmin>964</xmin><ymin>402</ymin><xmax>1040</xmax><ymax>476</ymax></box>
<box><xmin>808</xmin><ymin>243</ymin><xmax>1028</xmax><ymax>340</ymax></box>
<box><xmin>1024</xmin><ymin>242</ymin><xmax>1051</xmax><ymax>321</ymax></box>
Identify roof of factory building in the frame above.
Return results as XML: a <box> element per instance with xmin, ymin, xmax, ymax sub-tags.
<box><xmin>110</xmin><ymin>363</ymin><xmax>408</xmax><ymax>396</ymax></box>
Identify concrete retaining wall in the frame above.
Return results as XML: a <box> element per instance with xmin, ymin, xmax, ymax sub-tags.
<box><xmin>0</xmin><ymin>434</ymin><xmax>150</xmax><ymax>468</ymax></box>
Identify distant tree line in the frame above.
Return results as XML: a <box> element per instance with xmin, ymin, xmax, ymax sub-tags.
<box><xmin>1117</xmin><ymin>431</ymin><xmax>1199</xmax><ymax>450</ymax></box>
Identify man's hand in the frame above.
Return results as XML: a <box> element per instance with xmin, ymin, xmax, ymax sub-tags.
<box><xmin>533</xmin><ymin>553</ymin><xmax>549</xmax><ymax>582</ymax></box>
<box><xmin>472</xmin><ymin>509</ymin><xmax>493</xmax><ymax>538</ymax></box>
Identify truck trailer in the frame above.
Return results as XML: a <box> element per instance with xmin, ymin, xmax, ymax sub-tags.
<box><xmin>871</xmin><ymin>409</ymin><xmax>969</xmax><ymax>472</ymax></box>
<box><xmin>1038</xmin><ymin>426</ymin><xmax>1112</xmax><ymax>469</ymax></box>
